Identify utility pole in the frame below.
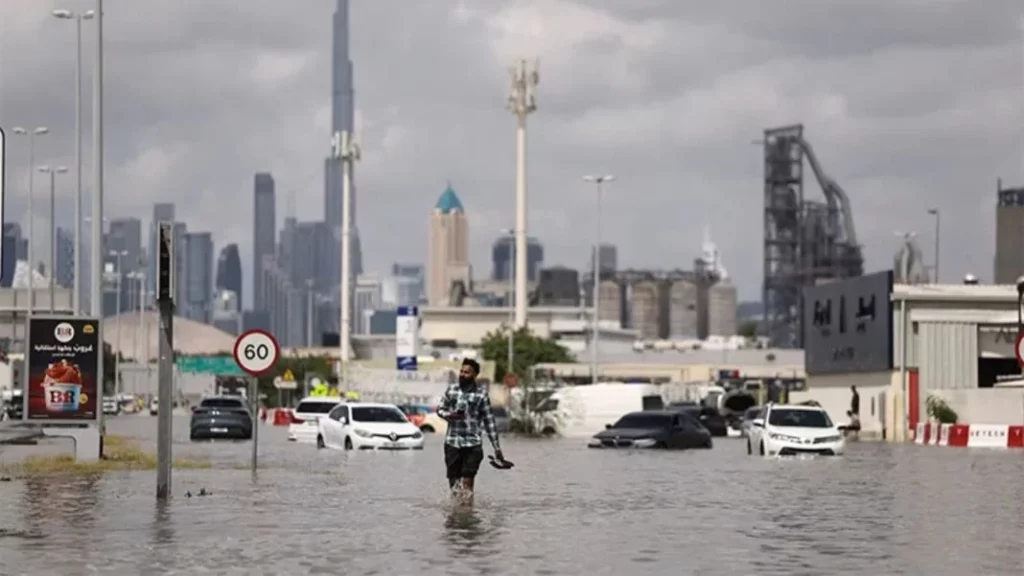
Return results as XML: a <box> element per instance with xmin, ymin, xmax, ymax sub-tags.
<box><xmin>583</xmin><ymin>175</ymin><xmax>613</xmax><ymax>385</ymax></box>
<box><xmin>155</xmin><ymin>222</ymin><xmax>175</xmax><ymax>500</ymax></box>
<box><xmin>331</xmin><ymin>130</ymin><xmax>359</xmax><ymax>378</ymax></box>
<box><xmin>505</xmin><ymin>59</ymin><xmax>539</xmax><ymax>329</ymax></box>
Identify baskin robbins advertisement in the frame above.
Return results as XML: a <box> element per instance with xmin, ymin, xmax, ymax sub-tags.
<box><xmin>25</xmin><ymin>316</ymin><xmax>101</xmax><ymax>422</ymax></box>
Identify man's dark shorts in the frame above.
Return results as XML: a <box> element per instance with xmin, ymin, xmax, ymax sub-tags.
<box><xmin>444</xmin><ymin>444</ymin><xmax>484</xmax><ymax>479</ymax></box>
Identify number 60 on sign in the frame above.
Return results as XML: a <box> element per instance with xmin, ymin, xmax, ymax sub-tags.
<box><xmin>233</xmin><ymin>329</ymin><xmax>280</xmax><ymax>376</ymax></box>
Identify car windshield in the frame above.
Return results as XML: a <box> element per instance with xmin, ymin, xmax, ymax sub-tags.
<box><xmin>200</xmin><ymin>398</ymin><xmax>244</xmax><ymax>409</ymax></box>
<box><xmin>351</xmin><ymin>406</ymin><xmax>408</xmax><ymax>423</ymax></box>
<box><xmin>295</xmin><ymin>401</ymin><xmax>340</xmax><ymax>414</ymax></box>
<box><xmin>768</xmin><ymin>408</ymin><xmax>833</xmax><ymax>428</ymax></box>
<box><xmin>744</xmin><ymin>407</ymin><xmax>762</xmax><ymax>419</ymax></box>
<box><xmin>612</xmin><ymin>413</ymin><xmax>671</xmax><ymax>429</ymax></box>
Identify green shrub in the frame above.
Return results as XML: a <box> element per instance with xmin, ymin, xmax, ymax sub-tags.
<box><xmin>925</xmin><ymin>395</ymin><xmax>958</xmax><ymax>424</ymax></box>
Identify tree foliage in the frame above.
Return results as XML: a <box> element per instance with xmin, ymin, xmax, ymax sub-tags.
<box><xmin>479</xmin><ymin>326</ymin><xmax>573</xmax><ymax>383</ymax></box>
<box><xmin>738</xmin><ymin>320</ymin><xmax>759</xmax><ymax>339</ymax></box>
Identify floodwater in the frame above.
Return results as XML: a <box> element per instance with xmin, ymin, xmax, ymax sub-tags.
<box><xmin>1</xmin><ymin>416</ymin><xmax>1023</xmax><ymax>575</ymax></box>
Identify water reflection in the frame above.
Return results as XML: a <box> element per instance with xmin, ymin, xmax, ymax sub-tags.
<box><xmin>443</xmin><ymin>504</ymin><xmax>484</xmax><ymax>556</ymax></box>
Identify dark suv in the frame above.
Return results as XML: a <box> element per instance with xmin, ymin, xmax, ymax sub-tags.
<box><xmin>190</xmin><ymin>396</ymin><xmax>253</xmax><ymax>441</ymax></box>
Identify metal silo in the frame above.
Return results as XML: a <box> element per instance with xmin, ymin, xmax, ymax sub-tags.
<box><xmin>707</xmin><ymin>281</ymin><xmax>738</xmax><ymax>337</ymax></box>
<box><xmin>669</xmin><ymin>279</ymin><xmax>699</xmax><ymax>338</ymax></box>
<box><xmin>597</xmin><ymin>279</ymin><xmax>623</xmax><ymax>326</ymax></box>
<box><xmin>630</xmin><ymin>280</ymin><xmax>660</xmax><ymax>339</ymax></box>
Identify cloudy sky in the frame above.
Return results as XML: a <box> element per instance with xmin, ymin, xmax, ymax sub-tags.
<box><xmin>1</xmin><ymin>0</ymin><xmax>1022</xmax><ymax>303</ymax></box>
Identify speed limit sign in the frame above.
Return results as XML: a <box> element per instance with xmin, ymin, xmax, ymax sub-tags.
<box><xmin>233</xmin><ymin>329</ymin><xmax>280</xmax><ymax>376</ymax></box>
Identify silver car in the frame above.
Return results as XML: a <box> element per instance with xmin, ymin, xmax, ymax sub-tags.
<box><xmin>740</xmin><ymin>406</ymin><xmax>765</xmax><ymax>438</ymax></box>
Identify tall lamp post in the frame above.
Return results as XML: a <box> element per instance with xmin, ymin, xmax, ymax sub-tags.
<box><xmin>52</xmin><ymin>8</ymin><xmax>94</xmax><ymax>315</ymax></box>
<box><xmin>583</xmin><ymin>174</ymin><xmax>613</xmax><ymax>385</ymax></box>
<box><xmin>501</xmin><ymin>228</ymin><xmax>516</xmax><ymax>379</ymax></box>
<box><xmin>505</xmin><ymin>59</ymin><xmax>539</xmax><ymax>329</ymax></box>
<box><xmin>330</xmin><ymin>130</ymin><xmax>359</xmax><ymax>374</ymax></box>
<box><xmin>110</xmin><ymin>250</ymin><xmax>127</xmax><ymax>395</ymax></box>
<box><xmin>38</xmin><ymin>165</ymin><xmax>69</xmax><ymax>312</ymax></box>
<box><xmin>927</xmin><ymin>208</ymin><xmax>940</xmax><ymax>283</ymax></box>
<box><xmin>12</xmin><ymin>126</ymin><xmax>49</xmax><ymax>317</ymax></box>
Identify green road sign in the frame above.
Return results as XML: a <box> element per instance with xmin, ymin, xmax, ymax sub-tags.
<box><xmin>176</xmin><ymin>355</ymin><xmax>245</xmax><ymax>376</ymax></box>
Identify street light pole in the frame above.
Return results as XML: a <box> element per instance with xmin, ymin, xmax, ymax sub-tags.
<box><xmin>39</xmin><ymin>166</ymin><xmax>68</xmax><ymax>312</ymax></box>
<box><xmin>111</xmin><ymin>250</ymin><xmax>126</xmax><ymax>395</ymax></box>
<box><xmin>330</xmin><ymin>130</ymin><xmax>359</xmax><ymax>372</ymax></box>
<box><xmin>306</xmin><ymin>278</ymin><xmax>315</xmax><ymax>347</ymax></box>
<box><xmin>583</xmin><ymin>175</ymin><xmax>614</xmax><ymax>385</ymax></box>
<box><xmin>927</xmin><ymin>208</ymin><xmax>940</xmax><ymax>283</ymax></box>
<box><xmin>12</xmin><ymin>127</ymin><xmax>49</xmax><ymax>318</ymax></box>
<box><xmin>91</xmin><ymin>0</ymin><xmax>104</xmax><ymax>320</ymax></box>
<box><xmin>52</xmin><ymin>8</ymin><xmax>94</xmax><ymax>315</ymax></box>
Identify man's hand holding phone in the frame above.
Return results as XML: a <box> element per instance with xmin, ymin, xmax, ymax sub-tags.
<box><xmin>445</xmin><ymin>410</ymin><xmax>466</xmax><ymax>421</ymax></box>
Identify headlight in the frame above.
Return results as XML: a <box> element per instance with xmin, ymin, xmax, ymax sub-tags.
<box><xmin>632</xmin><ymin>438</ymin><xmax>657</xmax><ymax>448</ymax></box>
<box><xmin>412</xmin><ymin>432</ymin><xmax>423</xmax><ymax>439</ymax></box>
<box><xmin>354</xmin><ymin>429</ymin><xmax>373</xmax><ymax>438</ymax></box>
<box><xmin>815</xmin><ymin>435</ymin><xmax>842</xmax><ymax>444</ymax></box>
<box><xmin>769</xmin><ymin>433</ymin><xmax>801</xmax><ymax>443</ymax></box>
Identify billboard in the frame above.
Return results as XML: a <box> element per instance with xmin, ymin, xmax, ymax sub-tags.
<box><xmin>802</xmin><ymin>271</ymin><xmax>893</xmax><ymax>375</ymax></box>
<box><xmin>24</xmin><ymin>316</ymin><xmax>102</xmax><ymax>422</ymax></box>
<box><xmin>395</xmin><ymin>306</ymin><xmax>419</xmax><ymax>371</ymax></box>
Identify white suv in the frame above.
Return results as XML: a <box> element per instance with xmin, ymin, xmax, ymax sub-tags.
<box><xmin>747</xmin><ymin>403</ymin><xmax>845</xmax><ymax>457</ymax></box>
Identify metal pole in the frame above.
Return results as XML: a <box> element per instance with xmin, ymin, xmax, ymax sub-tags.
<box><xmin>250</xmin><ymin>376</ymin><xmax>259</xmax><ymax>474</ymax></box>
<box><xmin>591</xmin><ymin>181</ymin><xmax>603</xmax><ymax>385</ymax></box>
<box><xmin>27</xmin><ymin>133</ymin><xmax>36</xmax><ymax>317</ymax></box>
<box><xmin>507</xmin><ymin>232</ymin><xmax>515</xmax><ymax>378</ymax></box>
<box><xmin>92</xmin><ymin>0</ymin><xmax>106</xmax><ymax>441</ymax></box>
<box><xmin>335</xmin><ymin>130</ymin><xmax>358</xmax><ymax>373</ymax></box>
<box><xmin>73</xmin><ymin>15</ymin><xmax>83</xmax><ymax>316</ymax></box>
<box><xmin>114</xmin><ymin>254</ymin><xmax>122</xmax><ymax>395</ymax></box>
<box><xmin>933</xmin><ymin>211</ymin><xmax>940</xmax><ymax>283</ymax></box>
<box><xmin>506</xmin><ymin>59</ymin><xmax>538</xmax><ymax>329</ymax></box>
<box><xmin>306</xmin><ymin>279</ymin><xmax>314</xmax><ymax>347</ymax></box>
<box><xmin>49</xmin><ymin>170</ymin><xmax>56</xmax><ymax>312</ymax></box>
<box><xmin>156</xmin><ymin>297</ymin><xmax>173</xmax><ymax>500</ymax></box>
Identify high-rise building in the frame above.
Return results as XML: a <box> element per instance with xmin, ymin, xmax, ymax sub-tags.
<box><xmin>427</xmin><ymin>185</ymin><xmax>469</xmax><ymax>305</ymax></box>
<box><xmin>55</xmin><ymin>227</ymin><xmax>74</xmax><ymax>289</ymax></box>
<box><xmin>354</xmin><ymin>273</ymin><xmax>383</xmax><ymax>335</ymax></box>
<box><xmin>491</xmin><ymin>235</ymin><xmax>544</xmax><ymax>282</ymax></box>
<box><xmin>389</xmin><ymin>263</ymin><xmax>424</xmax><ymax>306</ymax></box>
<box><xmin>2</xmin><ymin>224</ymin><xmax>27</xmax><ymax>288</ymax></box>
<box><xmin>253</xmin><ymin>173</ymin><xmax>276</xmax><ymax>312</ymax></box>
<box><xmin>324</xmin><ymin>0</ymin><xmax>363</xmax><ymax>296</ymax></box>
<box><xmin>108</xmin><ymin>217</ymin><xmax>143</xmax><ymax>273</ymax></box>
<box><xmin>591</xmin><ymin>244</ymin><xmax>618</xmax><ymax>274</ymax></box>
<box><xmin>995</xmin><ymin>182</ymin><xmax>1024</xmax><ymax>284</ymax></box>
<box><xmin>183</xmin><ymin>232</ymin><xmax>214</xmax><ymax>323</ymax></box>
<box><xmin>216</xmin><ymin>244</ymin><xmax>243</xmax><ymax>304</ymax></box>
<box><xmin>211</xmin><ymin>290</ymin><xmax>242</xmax><ymax>336</ymax></box>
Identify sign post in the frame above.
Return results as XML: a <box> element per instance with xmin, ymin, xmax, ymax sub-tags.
<box><xmin>233</xmin><ymin>329</ymin><xmax>280</xmax><ymax>475</ymax></box>
<box><xmin>273</xmin><ymin>368</ymin><xmax>298</xmax><ymax>408</ymax></box>
<box><xmin>155</xmin><ymin>221</ymin><xmax>175</xmax><ymax>500</ymax></box>
<box><xmin>396</xmin><ymin>305</ymin><xmax>419</xmax><ymax>371</ymax></box>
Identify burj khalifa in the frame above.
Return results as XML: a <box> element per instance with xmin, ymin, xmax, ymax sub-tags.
<box><xmin>325</xmin><ymin>0</ymin><xmax>362</xmax><ymax>308</ymax></box>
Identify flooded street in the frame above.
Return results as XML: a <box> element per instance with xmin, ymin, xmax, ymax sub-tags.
<box><xmin>1</xmin><ymin>416</ymin><xmax>1023</xmax><ymax>575</ymax></box>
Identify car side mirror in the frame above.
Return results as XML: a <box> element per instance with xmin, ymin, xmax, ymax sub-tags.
<box><xmin>605</xmin><ymin>424</ymin><xmax>612</xmax><ymax>430</ymax></box>
<box><xmin>751</xmin><ymin>418</ymin><xmax>764</xmax><ymax>428</ymax></box>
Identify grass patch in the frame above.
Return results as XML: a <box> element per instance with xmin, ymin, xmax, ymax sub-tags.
<box><xmin>0</xmin><ymin>435</ymin><xmax>212</xmax><ymax>478</ymax></box>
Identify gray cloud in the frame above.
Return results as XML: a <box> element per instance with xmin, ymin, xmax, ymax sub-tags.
<box><xmin>1</xmin><ymin>0</ymin><xmax>1021</xmax><ymax>303</ymax></box>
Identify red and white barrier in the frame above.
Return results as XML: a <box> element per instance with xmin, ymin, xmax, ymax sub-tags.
<box><xmin>913</xmin><ymin>423</ymin><xmax>1024</xmax><ymax>448</ymax></box>
<box><xmin>257</xmin><ymin>408</ymin><xmax>294</xmax><ymax>426</ymax></box>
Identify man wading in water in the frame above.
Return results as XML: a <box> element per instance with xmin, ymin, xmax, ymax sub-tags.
<box><xmin>437</xmin><ymin>359</ymin><xmax>504</xmax><ymax>503</ymax></box>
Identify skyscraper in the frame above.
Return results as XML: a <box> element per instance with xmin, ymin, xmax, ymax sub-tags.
<box><xmin>427</xmin><ymin>184</ymin><xmax>469</xmax><ymax>305</ymax></box>
<box><xmin>216</xmin><ymin>244</ymin><xmax>243</xmax><ymax>303</ymax></box>
<box><xmin>253</xmin><ymin>173</ymin><xmax>276</xmax><ymax>312</ymax></box>
<box><xmin>108</xmin><ymin>217</ymin><xmax>143</xmax><ymax>273</ymax></box>
<box><xmin>324</xmin><ymin>0</ymin><xmax>363</xmax><ymax>294</ymax></box>
<box><xmin>491</xmin><ymin>235</ymin><xmax>544</xmax><ymax>282</ymax></box>
<box><xmin>183</xmin><ymin>232</ymin><xmax>214</xmax><ymax>323</ymax></box>
<box><xmin>55</xmin><ymin>227</ymin><xmax>74</xmax><ymax>289</ymax></box>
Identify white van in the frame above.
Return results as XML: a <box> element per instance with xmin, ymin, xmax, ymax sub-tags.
<box><xmin>513</xmin><ymin>383</ymin><xmax>671</xmax><ymax>438</ymax></box>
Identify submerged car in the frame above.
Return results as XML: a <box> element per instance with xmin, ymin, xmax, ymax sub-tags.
<box><xmin>588</xmin><ymin>410</ymin><xmax>712</xmax><ymax>450</ymax></box>
<box><xmin>747</xmin><ymin>404</ymin><xmax>845</xmax><ymax>456</ymax></box>
<box><xmin>190</xmin><ymin>396</ymin><xmax>253</xmax><ymax>441</ymax></box>
<box><xmin>739</xmin><ymin>406</ymin><xmax>765</xmax><ymax>438</ymax></box>
<box><xmin>317</xmin><ymin>402</ymin><xmax>424</xmax><ymax>451</ymax></box>
<box><xmin>288</xmin><ymin>396</ymin><xmax>346</xmax><ymax>443</ymax></box>
<box><xmin>667</xmin><ymin>403</ymin><xmax>729</xmax><ymax>437</ymax></box>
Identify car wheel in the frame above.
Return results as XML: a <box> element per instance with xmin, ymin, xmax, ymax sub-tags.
<box><xmin>316</xmin><ymin>435</ymin><xmax>325</xmax><ymax>449</ymax></box>
<box><xmin>759</xmin><ymin>441</ymin><xmax>766</xmax><ymax>456</ymax></box>
<box><xmin>704</xmin><ymin>438</ymin><xmax>713</xmax><ymax>449</ymax></box>
<box><xmin>420</xmin><ymin>425</ymin><xmax>434</xmax><ymax>433</ymax></box>
<box><xmin>344</xmin><ymin>437</ymin><xmax>353</xmax><ymax>451</ymax></box>
<box><xmin>747</xmin><ymin>440</ymin><xmax>752</xmax><ymax>455</ymax></box>
<box><xmin>541</xmin><ymin>427</ymin><xmax>557</xmax><ymax>437</ymax></box>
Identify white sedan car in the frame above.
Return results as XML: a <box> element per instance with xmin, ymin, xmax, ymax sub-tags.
<box><xmin>317</xmin><ymin>402</ymin><xmax>425</xmax><ymax>451</ymax></box>
<box><xmin>747</xmin><ymin>403</ymin><xmax>845</xmax><ymax>457</ymax></box>
<box><xmin>288</xmin><ymin>397</ymin><xmax>346</xmax><ymax>444</ymax></box>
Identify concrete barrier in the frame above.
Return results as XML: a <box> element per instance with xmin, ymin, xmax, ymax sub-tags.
<box><xmin>913</xmin><ymin>422</ymin><xmax>1024</xmax><ymax>448</ymax></box>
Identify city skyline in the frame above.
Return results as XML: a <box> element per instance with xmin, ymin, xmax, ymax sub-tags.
<box><xmin>2</xmin><ymin>2</ymin><xmax>1022</xmax><ymax>303</ymax></box>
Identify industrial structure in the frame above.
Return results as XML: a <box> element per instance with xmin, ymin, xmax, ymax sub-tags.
<box><xmin>993</xmin><ymin>179</ymin><xmax>1024</xmax><ymax>285</ymax></box>
<box><xmin>762</xmin><ymin>124</ymin><xmax>864</xmax><ymax>348</ymax></box>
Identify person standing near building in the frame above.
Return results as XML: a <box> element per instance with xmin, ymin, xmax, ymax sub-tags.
<box><xmin>437</xmin><ymin>358</ymin><xmax>505</xmax><ymax>502</ymax></box>
<box><xmin>850</xmin><ymin>385</ymin><xmax>860</xmax><ymax>416</ymax></box>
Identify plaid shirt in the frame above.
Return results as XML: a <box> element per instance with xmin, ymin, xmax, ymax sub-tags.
<box><xmin>437</xmin><ymin>382</ymin><xmax>501</xmax><ymax>450</ymax></box>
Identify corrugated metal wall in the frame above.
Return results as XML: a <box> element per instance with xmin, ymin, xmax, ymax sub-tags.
<box><xmin>892</xmin><ymin>309</ymin><xmax>919</xmax><ymax>369</ymax></box>
<box><xmin>917</xmin><ymin>322</ymin><xmax>977</xmax><ymax>397</ymax></box>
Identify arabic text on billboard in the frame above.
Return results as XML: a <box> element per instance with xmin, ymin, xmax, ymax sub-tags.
<box><xmin>802</xmin><ymin>271</ymin><xmax>893</xmax><ymax>375</ymax></box>
<box><xmin>25</xmin><ymin>316</ymin><xmax>101</xmax><ymax>421</ymax></box>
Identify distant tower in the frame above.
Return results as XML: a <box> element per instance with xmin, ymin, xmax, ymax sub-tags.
<box><xmin>427</xmin><ymin>184</ymin><xmax>469</xmax><ymax>305</ymax></box>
